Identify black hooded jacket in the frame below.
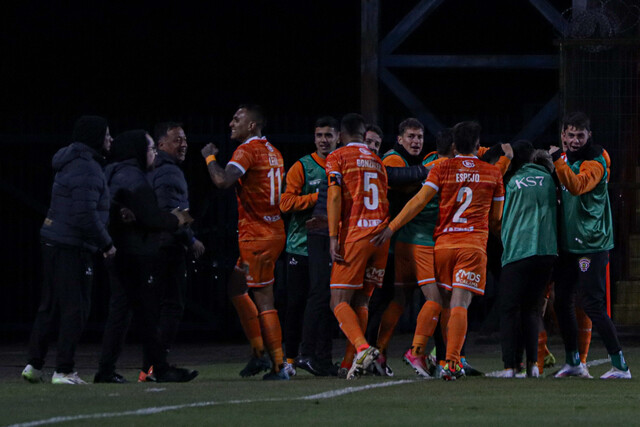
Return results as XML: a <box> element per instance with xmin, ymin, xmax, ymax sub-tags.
<box><xmin>105</xmin><ymin>130</ymin><xmax>178</xmax><ymax>255</ymax></box>
<box><xmin>40</xmin><ymin>115</ymin><xmax>112</xmax><ymax>253</ymax></box>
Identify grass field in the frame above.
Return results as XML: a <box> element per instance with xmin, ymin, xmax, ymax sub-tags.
<box><xmin>2</xmin><ymin>335</ymin><xmax>639</xmax><ymax>426</ymax></box>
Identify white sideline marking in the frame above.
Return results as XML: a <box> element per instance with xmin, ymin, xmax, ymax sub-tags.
<box><xmin>586</xmin><ymin>358</ymin><xmax>609</xmax><ymax>367</ymax></box>
<box><xmin>8</xmin><ymin>380</ymin><xmax>415</xmax><ymax>427</ymax></box>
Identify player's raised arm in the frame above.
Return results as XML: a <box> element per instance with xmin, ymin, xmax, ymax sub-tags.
<box><xmin>201</xmin><ymin>143</ymin><xmax>244</xmax><ymax>189</ymax></box>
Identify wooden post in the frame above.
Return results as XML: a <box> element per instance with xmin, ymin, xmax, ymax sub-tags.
<box><xmin>361</xmin><ymin>0</ymin><xmax>379</xmax><ymax>124</ymax></box>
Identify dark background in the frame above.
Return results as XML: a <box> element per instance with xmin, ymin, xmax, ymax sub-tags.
<box><xmin>6</xmin><ymin>0</ymin><xmax>625</xmax><ymax>341</ymax></box>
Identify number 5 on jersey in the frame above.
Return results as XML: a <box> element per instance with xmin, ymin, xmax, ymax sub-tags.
<box><xmin>364</xmin><ymin>172</ymin><xmax>379</xmax><ymax>210</ymax></box>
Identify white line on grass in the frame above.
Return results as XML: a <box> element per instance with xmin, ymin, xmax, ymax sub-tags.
<box><xmin>7</xmin><ymin>380</ymin><xmax>416</xmax><ymax>427</ymax></box>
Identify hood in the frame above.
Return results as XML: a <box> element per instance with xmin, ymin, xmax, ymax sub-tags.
<box><xmin>51</xmin><ymin>142</ymin><xmax>101</xmax><ymax>172</ymax></box>
<box><xmin>111</xmin><ymin>130</ymin><xmax>149</xmax><ymax>171</ymax></box>
<box><xmin>566</xmin><ymin>140</ymin><xmax>604</xmax><ymax>164</ymax></box>
<box><xmin>154</xmin><ymin>149</ymin><xmax>179</xmax><ymax>168</ymax></box>
<box><xmin>71</xmin><ymin>115</ymin><xmax>108</xmax><ymax>151</ymax></box>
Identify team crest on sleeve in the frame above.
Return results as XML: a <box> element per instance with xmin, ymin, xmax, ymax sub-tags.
<box><xmin>462</xmin><ymin>160</ymin><xmax>475</xmax><ymax>168</ymax></box>
<box><xmin>578</xmin><ymin>257</ymin><xmax>591</xmax><ymax>272</ymax></box>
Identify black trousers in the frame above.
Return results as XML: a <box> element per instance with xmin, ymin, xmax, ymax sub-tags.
<box><xmin>301</xmin><ymin>234</ymin><xmax>336</xmax><ymax>361</ymax></box>
<box><xmin>499</xmin><ymin>255</ymin><xmax>555</xmax><ymax>369</ymax></box>
<box><xmin>27</xmin><ymin>242</ymin><xmax>93</xmax><ymax>373</ymax></box>
<box><xmin>284</xmin><ymin>253</ymin><xmax>310</xmax><ymax>359</ymax></box>
<box><xmin>98</xmin><ymin>253</ymin><xmax>167</xmax><ymax>373</ymax></box>
<box><xmin>147</xmin><ymin>245</ymin><xmax>187</xmax><ymax>369</ymax></box>
<box><xmin>554</xmin><ymin>250</ymin><xmax>621</xmax><ymax>356</ymax></box>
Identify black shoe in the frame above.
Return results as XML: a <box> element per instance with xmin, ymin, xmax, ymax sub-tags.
<box><xmin>94</xmin><ymin>371</ymin><xmax>128</xmax><ymax>384</ymax></box>
<box><xmin>239</xmin><ymin>353</ymin><xmax>272</xmax><ymax>377</ymax></box>
<box><xmin>316</xmin><ymin>359</ymin><xmax>339</xmax><ymax>377</ymax></box>
<box><xmin>294</xmin><ymin>356</ymin><xmax>324</xmax><ymax>376</ymax></box>
<box><xmin>154</xmin><ymin>366</ymin><xmax>199</xmax><ymax>383</ymax></box>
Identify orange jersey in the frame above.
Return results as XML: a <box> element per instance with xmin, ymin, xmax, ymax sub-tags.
<box><xmin>325</xmin><ymin>142</ymin><xmax>389</xmax><ymax>243</ymax></box>
<box><xmin>425</xmin><ymin>155</ymin><xmax>504</xmax><ymax>251</ymax></box>
<box><xmin>229</xmin><ymin>136</ymin><xmax>285</xmax><ymax>241</ymax></box>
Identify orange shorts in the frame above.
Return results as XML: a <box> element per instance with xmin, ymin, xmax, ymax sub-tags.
<box><xmin>434</xmin><ymin>247</ymin><xmax>487</xmax><ymax>295</ymax></box>
<box><xmin>236</xmin><ymin>236</ymin><xmax>285</xmax><ymax>288</ymax></box>
<box><xmin>330</xmin><ymin>238</ymin><xmax>390</xmax><ymax>294</ymax></box>
<box><xmin>394</xmin><ymin>242</ymin><xmax>435</xmax><ymax>287</ymax></box>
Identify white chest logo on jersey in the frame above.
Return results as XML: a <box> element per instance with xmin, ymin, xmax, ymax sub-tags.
<box><xmin>462</xmin><ymin>160</ymin><xmax>475</xmax><ymax>168</ymax></box>
<box><xmin>578</xmin><ymin>257</ymin><xmax>591</xmax><ymax>272</ymax></box>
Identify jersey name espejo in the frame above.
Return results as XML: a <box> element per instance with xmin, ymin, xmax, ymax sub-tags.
<box><xmin>425</xmin><ymin>155</ymin><xmax>504</xmax><ymax>251</ymax></box>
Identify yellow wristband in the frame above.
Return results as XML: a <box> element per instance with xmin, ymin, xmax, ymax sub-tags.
<box><xmin>206</xmin><ymin>155</ymin><xmax>216</xmax><ymax>165</ymax></box>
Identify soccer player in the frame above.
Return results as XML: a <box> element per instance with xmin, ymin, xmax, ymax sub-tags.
<box><xmin>201</xmin><ymin>105</ymin><xmax>288</xmax><ymax>380</ymax></box>
<box><xmin>364</xmin><ymin>124</ymin><xmax>383</xmax><ymax>155</ymax></box>
<box><xmin>374</xmin><ymin>118</ymin><xmax>433</xmax><ymax>376</ymax></box>
<box><xmin>495</xmin><ymin>142</ymin><xmax>557</xmax><ymax>378</ymax></box>
<box><xmin>326</xmin><ymin>113</ymin><xmax>390</xmax><ymax>380</ymax></box>
<box><xmin>550</xmin><ymin>112</ymin><xmax>631</xmax><ymax>379</ymax></box>
<box><xmin>279</xmin><ymin>116</ymin><xmax>339</xmax><ymax>376</ymax></box>
<box><xmin>372</xmin><ymin>121</ymin><xmax>504</xmax><ymax>381</ymax></box>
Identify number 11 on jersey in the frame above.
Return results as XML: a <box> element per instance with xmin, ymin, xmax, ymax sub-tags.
<box><xmin>268</xmin><ymin>168</ymin><xmax>282</xmax><ymax>206</ymax></box>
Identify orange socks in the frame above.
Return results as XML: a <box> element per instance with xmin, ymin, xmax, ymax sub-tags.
<box><xmin>377</xmin><ymin>301</ymin><xmax>404</xmax><ymax>355</ymax></box>
<box><xmin>231</xmin><ymin>293</ymin><xmax>264</xmax><ymax>357</ymax></box>
<box><xmin>577</xmin><ymin>307</ymin><xmax>592</xmax><ymax>364</ymax></box>
<box><xmin>445</xmin><ymin>306</ymin><xmax>467</xmax><ymax>364</ymax></box>
<box><xmin>259</xmin><ymin>309</ymin><xmax>284</xmax><ymax>370</ymax></box>
<box><xmin>537</xmin><ymin>329</ymin><xmax>548</xmax><ymax>374</ymax></box>
<box><xmin>440</xmin><ymin>307</ymin><xmax>451</xmax><ymax>340</ymax></box>
<box><xmin>412</xmin><ymin>301</ymin><xmax>442</xmax><ymax>356</ymax></box>
<box><xmin>334</xmin><ymin>302</ymin><xmax>368</xmax><ymax>353</ymax></box>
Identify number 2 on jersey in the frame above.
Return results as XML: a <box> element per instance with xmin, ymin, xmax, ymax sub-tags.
<box><xmin>452</xmin><ymin>186</ymin><xmax>472</xmax><ymax>223</ymax></box>
<box><xmin>364</xmin><ymin>172</ymin><xmax>379</xmax><ymax>210</ymax></box>
<box><xmin>267</xmin><ymin>168</ymin><xmax>282</xmax><ymax>206</ymax></box>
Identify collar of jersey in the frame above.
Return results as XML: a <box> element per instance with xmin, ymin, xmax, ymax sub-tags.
<box><xmin>242</xmin><ymin>136</ymin><xmax>266</xmax><ymax>145</ymax></box>
<box><xmin>454</xmin><ymin>155</ymin><xmax>478</xmax><ymax>159</ymax></box>
<box><xmin>346</xmin><ymin>142</ymin><xmax>368</xmax><ymax>148</ymax></box>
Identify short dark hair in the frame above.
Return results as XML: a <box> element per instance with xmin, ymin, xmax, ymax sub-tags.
<box><xmin>562</xmin><ymin>111</ymin><xmax>590</xmax><ymax>132</ymax></box>
<box><xmin>154</xmin><ymin>121</ymin><xmax>183</xmax><ymax>143</ymax></box>
<box><xmin>435</xmin><ymin>128</ymin><xmax>453</xmax><ymax>156</ymax></box>
<box><xmin>340</xmin><ymin>113</ymin><xmax>366</xmax><ymax>138</ymax></box>
<box><xmin>365</xmin><ymin>124</ymin><xmax>383</xmax><ymax>140</ymax></box>
<box><xmin>315</xmin><ymin>116</ymin><xmax>339</xmax><ymax>131</ymax></box>
<box><xmin>239</xmin><ymin>104</ymin><xmax>267</xmax><ymax>130</ymax></box>
<box><xmin>452</xmin><ymin>121</ymin><xmax>481</xmax><ymax>154</ymax></box>
<box><xmin>398</xmin><ymin>118</ymin><xmax>424</xmax><ymax>136</ymax></box>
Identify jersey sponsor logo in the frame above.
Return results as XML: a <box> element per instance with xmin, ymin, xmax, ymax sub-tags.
<box><xmin>462</xmin><ymin>160</ymin><xmax>475</xmax><ymax>168</ymax></box>
<box><xmin>329</xmin><ymin>172</ymin><xmax>342</xmax><ymax>186</ymax></box>
<box><xmin>456</xmin><ymin>173</ymin><xmax>479</xmax><ymax>183</ymax></box>
<box><xmin>263</xmin><ymin>214</ymin><xmax>281</xmax><ymax>223</ymax></box>
<box><xmin>455</xmin><ymin>268</ymin><xmax>481</xmax><ymax>287</ymax></box>
<box><xmin>365</xmin><ymin>266</ymin><xmax>385</xmax><ymax>283</ymax></box>
<box><xmin>578</xmin><ymin>257</ymin><xmax>591</xmax><ymax>272</ymax></box>
<box><xmin>309</xmin><ymin>178</ymin><xmax>322</xmax><ymax>186</ymax></box>
<box><xmin>514</xmin><ymin>176</ymin><xmax>545</xmax><ymax>189</ymax></box>
<box><xmin>359</xmin><ymin>148</ymin><xmax>371</xmax><ymax>155</ymax></box>
<box><xmin>268</xmin><ymin>154</ymin><xmax>279</xmax><ymax>166</ymax></box>
<box><xmin>357</xmin><ymin>218</ymin><xmax>382</xmax><ymax>228</ymax></box>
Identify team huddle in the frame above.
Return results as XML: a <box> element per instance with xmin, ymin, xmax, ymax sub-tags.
<box><xmin>21</xmin><ymin>106</ymin><xmax>631</xmax><ymax>384</ymax></box>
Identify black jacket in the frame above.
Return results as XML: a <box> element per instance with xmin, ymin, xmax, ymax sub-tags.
<box><xmin>40</xmin><ymin>142</ymin><xmax>112</xmax><ymax>253</ymax></box>
<box><xmin>148</xmin><ymin>150</ymin><xmax>195</xmax><ymax>247</ymax></box>
<box><xmin>105</xmin><ymin>159</ymin><xmax>178</xmax><ymax>255</ymax></box>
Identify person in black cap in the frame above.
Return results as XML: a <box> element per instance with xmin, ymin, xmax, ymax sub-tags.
<box><xmin>94</xmin><ymin>130</ymin><xmax>198</xmax><ymax>383</ymax></box>
<box><xmin>22</xmin><ymin>115</ymin><xmax>116</xmax><ymax>385</ymax></box>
